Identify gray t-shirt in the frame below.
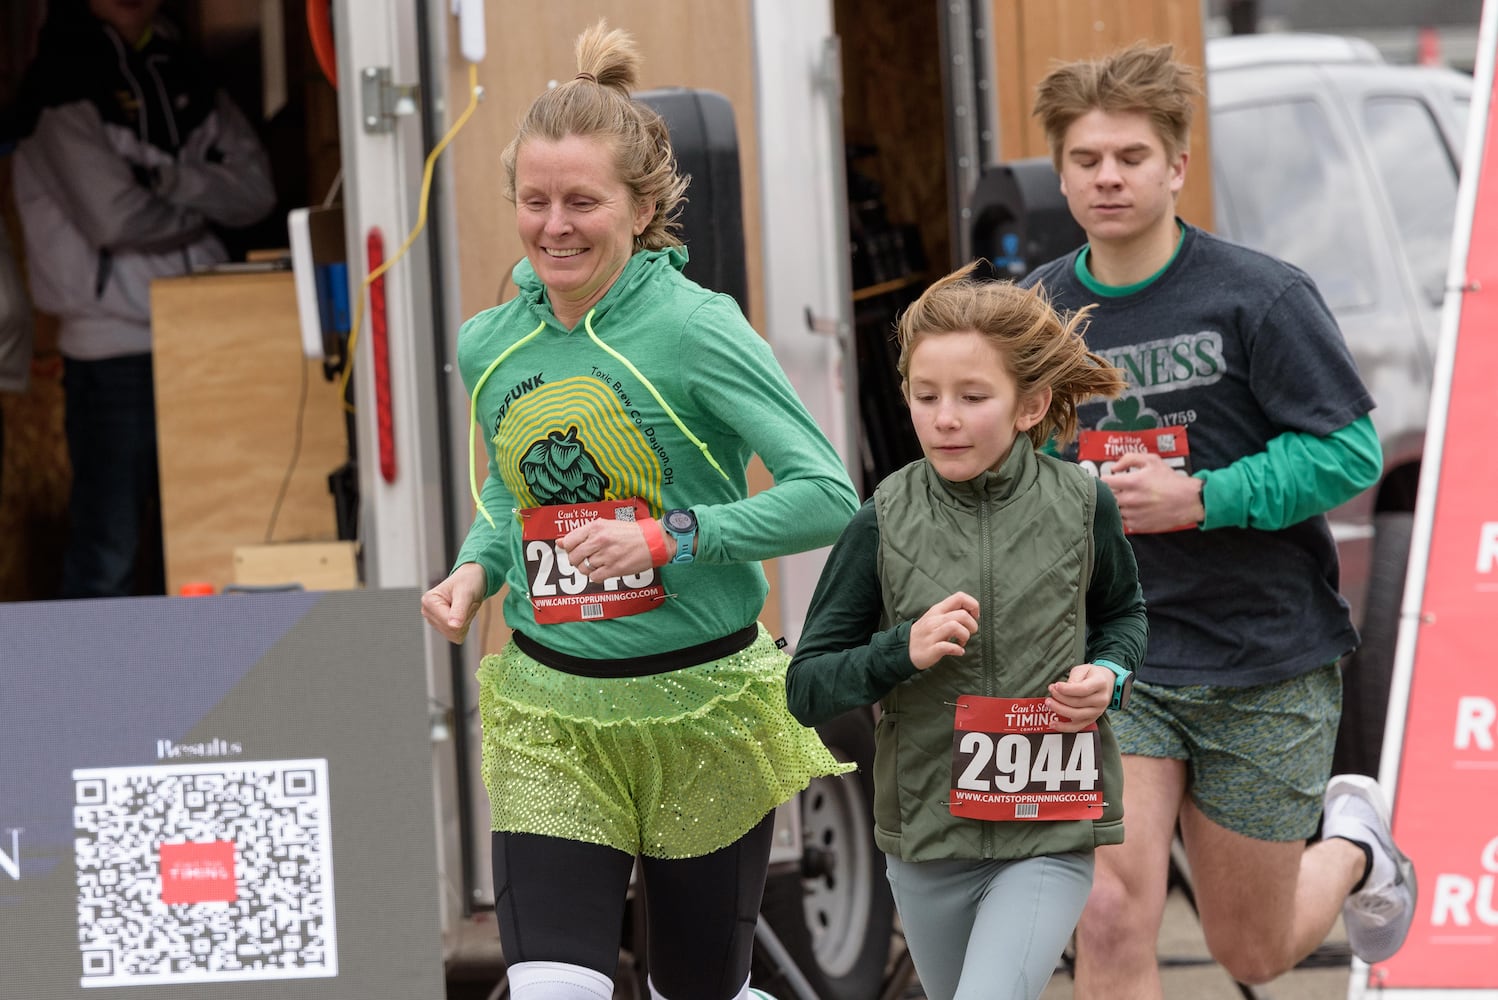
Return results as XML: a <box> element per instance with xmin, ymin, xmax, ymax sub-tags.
<box><xmin>1022</xmin><ymin>223</ymin><xmax>1373</xmax><ymax>687</ymax></box>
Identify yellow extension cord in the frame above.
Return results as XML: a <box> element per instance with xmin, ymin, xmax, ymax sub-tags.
<box><xmin>339</xmin><ymin>62</ymin><xmax>482</xmax><ymax>411</ymax></box>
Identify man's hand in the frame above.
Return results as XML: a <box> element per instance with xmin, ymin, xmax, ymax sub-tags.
<box><xmin>908</xmin><ymin>592</ymin><xmax>981</xmax><ymax>671</ymax></box>
<box><xmin>1101</xmin><ymin>451</ymin><xmax>1205</xmax><ymax>533</ymax></box>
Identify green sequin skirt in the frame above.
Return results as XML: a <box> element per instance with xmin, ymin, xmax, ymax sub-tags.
<box><xmin>477</xmin><ymin>624</ymin><xmax>854</xmax><ymax>859</ymax></box>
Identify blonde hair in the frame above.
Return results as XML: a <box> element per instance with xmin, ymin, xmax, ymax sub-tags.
<box><xmin>501</xmin><ymin>20</ymin><xmax>688</xmax><ymax>250</ymax></box>
<box><xmin>1032</xmin><ymin>41</ymin><xmax>1202</xmax><ymax>170</ymax></box>
<box><xmin>896</xmin><ymin>264</ymin><xmax>1126</xmax><ymax>448</ymax></box>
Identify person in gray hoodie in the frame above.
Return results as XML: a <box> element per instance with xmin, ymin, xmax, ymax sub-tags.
<box><xmin>11</xmin><ymin>0</ymin><xmax>273</xmax><ymax>597</ymax></box>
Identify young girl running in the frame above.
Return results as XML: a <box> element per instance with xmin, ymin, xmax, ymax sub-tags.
<box><xmin>786</xmin><ymin>264</ymin><xmax>1148</xmax><ymax>1000</ymax></box>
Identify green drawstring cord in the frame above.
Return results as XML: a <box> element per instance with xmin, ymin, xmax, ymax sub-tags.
<box><xmin>467</xmin><ymin>307</ymin><xmax>729</xmax><ymax>528</ymax></box>
<box><xmin>583</xmin><ymin>309</ymin><xmax>729</xmax><ymax>481</ymax></box>
<box><xmin>467</xmin><ymin>320</ymin><xmax>546</xmax><ymax>527</ymax></box>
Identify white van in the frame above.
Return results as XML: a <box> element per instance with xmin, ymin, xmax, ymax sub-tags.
<box><xmin>1205</xmin><ymin>32</ymin><xmax>1471</xmax><ymax>777</ymax></box>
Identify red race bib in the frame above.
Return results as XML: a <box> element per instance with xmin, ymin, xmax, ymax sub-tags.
<box><xmin>520</xmin><ymin>499</ymin><xmax>665</xmax><ymax>624</ymax></box>
<box><xmin>1078</xmin><ymin>425</ymin><xmax>1195</xmax><ymax>533</ymax></box>
<box><xmin>950</xmin><ymin>695</ymin><xmax>1105</xmax><ymax>822</ymax></box>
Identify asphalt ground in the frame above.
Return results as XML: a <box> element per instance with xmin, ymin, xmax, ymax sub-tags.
<box><xmin>893</xmin><ymin>888</ymin><xmax>1355</xmax><ymax>1000</ymax></box>
<box><xmin>444</xmin><ymin>856</ymin><xmax>1360</xmax><ymax>1000</ymax></box>
<box><xmin>446</xmin><ymin>890</ymin><xmax>1357</xmax><ymax>1000</ymax></box>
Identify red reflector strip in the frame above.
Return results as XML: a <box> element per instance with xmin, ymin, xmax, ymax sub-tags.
<box><xmin>367</xmin><ymin>228</ymin><xmax>396</xmax><ymax>484</ymax></box>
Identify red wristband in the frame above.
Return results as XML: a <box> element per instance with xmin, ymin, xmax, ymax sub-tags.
<box><xmin>641</xmin><ymin>517</ymin><xmax>671</xmax><ymax>566</ymax></box>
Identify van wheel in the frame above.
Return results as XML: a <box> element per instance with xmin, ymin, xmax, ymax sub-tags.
<box><xmin>757</xmin><ymin>709</ymin><xmax>893</xmax><ymax>1000</ymax></box>
<box><xmin>1333</xmin><ymin>511</ymin><xmax>1413</xmax><ymax>779</ymax></box>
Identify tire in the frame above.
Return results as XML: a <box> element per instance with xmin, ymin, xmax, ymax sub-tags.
<box><xmin>1333</xmin><ymin>511</ymin><xmax>1414</xmax><ymax>779</ymax></box>
<box><xmin>757</xmin><ymin>709</ymin><xmax>894</xmax><ymax>1000</ymax></box>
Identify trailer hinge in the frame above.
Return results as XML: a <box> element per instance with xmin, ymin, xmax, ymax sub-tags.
<box><xmin>360</xmin><ymin>66</ymin><xmax>420</xmax><ymax>134</ymax></box>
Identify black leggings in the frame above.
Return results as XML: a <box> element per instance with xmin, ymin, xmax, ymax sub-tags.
<box><xmin>492</xmin><ymin>812</ymin><xmax>775</xmax><ymax>1000</ymax></box>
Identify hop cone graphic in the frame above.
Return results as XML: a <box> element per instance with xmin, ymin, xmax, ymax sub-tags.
<box><xmin>519</xmin><ymin>426</ymin><xmax>608</xmax><ymax>504</ymax></box>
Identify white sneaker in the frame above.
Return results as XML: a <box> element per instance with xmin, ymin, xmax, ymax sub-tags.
<box><xmin>1322</xmin><ymin>773</ymin><xmax>1418</xmax><ymax>963</ymax></box>
<box><xmin>747</xmin><ymin>991</ymin><xmax>780</xmax><ymax>1000</ymax></box>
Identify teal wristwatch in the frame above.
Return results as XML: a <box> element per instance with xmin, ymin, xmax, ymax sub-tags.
<box><xmin>1096</xmin><ymin>659</ymin><xmax>1134</xmax><ymax>712</ymax></box>
<box><xmin>662</xmin><ymin>508</ymin><xmax>698</xmax><ymax>564</ymax></box>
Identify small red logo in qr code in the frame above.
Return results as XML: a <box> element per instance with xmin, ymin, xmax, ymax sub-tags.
<box><xmin>159</xmin><ymin>840</ymin><xmax>237</xmax><ymax>904</ymax></box>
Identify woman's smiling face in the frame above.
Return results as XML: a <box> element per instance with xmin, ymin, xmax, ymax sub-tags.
<box><xmin>514</xmin><ymin>134</ymin><xmax>655</xmax><ymax>328</ymax></box>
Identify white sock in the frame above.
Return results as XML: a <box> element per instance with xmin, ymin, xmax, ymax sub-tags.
<box><xmin>649</xmin><ymin>975</ymin><xmax>774</xmax><ymax>1000</ymax></box>
<box><xmin>508</xmin><ymin>961</ymin><xmax>614</xmax><ymax>1000</ymax></box>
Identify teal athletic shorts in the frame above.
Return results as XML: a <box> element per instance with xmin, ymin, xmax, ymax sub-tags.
<box><xmin>1111</xmin><ymin>663</ymin><xmax>1342</xmax><ymax>842</ymax></box>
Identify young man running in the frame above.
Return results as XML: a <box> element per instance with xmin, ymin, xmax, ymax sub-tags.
<box><xmin>1021</xmin><ymin>41</ymin><xmax>1417</xmax><ymax>996</ymax></box>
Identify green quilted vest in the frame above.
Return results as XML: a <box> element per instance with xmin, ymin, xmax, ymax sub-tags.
<box><xmin>871</xmin><ymin>441</ymin><xmax>1124</xmax><ymax>861</ymax></box>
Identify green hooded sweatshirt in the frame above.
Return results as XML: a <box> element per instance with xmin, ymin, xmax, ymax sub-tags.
<box><xmin>454</xmin><ymin>246</ymin><xmax>858</xmax><ymax>659</ymax></box>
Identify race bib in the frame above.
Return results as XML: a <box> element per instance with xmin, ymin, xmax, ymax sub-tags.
<box><xmin>950</xmin><ymin>695</ymin><xmax>1104</xmax><ymax>822</ymax></box>
<box><xmin>1077</xmin><ymin>425</ymin><xmax>1194</xmax><ymax>533</ymax></box>
<box><xmin>520</xmin><ymin>499</ymin><xmax>665</xmax><ymax>624</ymax></box>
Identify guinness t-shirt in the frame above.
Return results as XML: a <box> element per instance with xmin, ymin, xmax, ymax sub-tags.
<box><xmin>1023</xmin><ymin>223</ymin><xmax>1372</xmax><ymax>687</ymax></box>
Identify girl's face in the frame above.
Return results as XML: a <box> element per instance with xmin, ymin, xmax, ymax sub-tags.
<box><xmin>514</xmin><ymin>134</ymin><xmax>655</xmax><ymax>328</ymax></box>
<box><xmin>905</xmin><ymin>330</ymin><xmax>1050</xmax><ymax>482</ymax></box>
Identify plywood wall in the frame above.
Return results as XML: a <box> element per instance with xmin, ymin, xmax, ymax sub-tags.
<box><xmin>152</xmin><ymin>272</ymin><xmax>349</xmax><ymax>595</ymax></box>
<box><xmin>835</xmin><ymin>0</ymin><xmax>948</xmax><ymax>278</ymax></box>
<box><xmin>989</xmin><ymin>0</ymin><xmax>1215</xmax><ymax>229</ymax></box>
<box><xmin>443</xmin><ymin>2</ymin><xmax>763</xmax><ymax>325</ymax></box>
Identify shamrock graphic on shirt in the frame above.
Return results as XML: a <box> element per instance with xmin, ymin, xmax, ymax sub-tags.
<box><xmin>1098</xmin><ymin>396</ymin><xmax>1164</xmax><ymax>432</ymax></box>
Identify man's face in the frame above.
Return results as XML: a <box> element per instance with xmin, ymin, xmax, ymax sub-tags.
<box><xmin>1058</xmin><ymin>109</ymin><xmax>1186</xmax><ymax>247</ymax></box>
<box><xmin>89</xmin><ymin>0</ymin><xmax>163</xmax><ymax>44</ymax></box>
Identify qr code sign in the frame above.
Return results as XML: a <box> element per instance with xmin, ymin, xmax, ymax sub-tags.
<box><xmin>72</xmin><ymin>759</ymin><xmax>337</xmax><ymax>988</ymax></box>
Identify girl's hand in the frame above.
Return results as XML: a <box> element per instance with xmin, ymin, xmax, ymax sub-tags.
<box><xmin>421</xmin><ymin>562</ymin><xmax>489</xmax><ymax>644</ymax></box>
<box><xmin>1046</xmin><ymin>663</ymin><xmax>1114</xmax><ymax>732</ymax></box>
<box><xmin>908</xmin><ymin>592</ymin><xmax>980</xmax><ymax>670</ymax></box>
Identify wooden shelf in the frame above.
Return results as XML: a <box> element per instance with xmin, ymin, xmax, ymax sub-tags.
<box><xmin>851</xmin><ymin>272</ymin><xmax>926</xmax><ymax>302</ymax></box>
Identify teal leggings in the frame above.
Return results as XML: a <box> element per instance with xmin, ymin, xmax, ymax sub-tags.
<box><xmin>886</xmin><ymin>851</ymin><xmax>1094</xmax><ymax>1000</ymax></box>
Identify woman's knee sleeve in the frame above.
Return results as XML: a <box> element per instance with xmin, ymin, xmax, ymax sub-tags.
<box><xmin>507</xmin><ymin>961</ymin><xmax>614</xmax><ymax>1000</ymax></box>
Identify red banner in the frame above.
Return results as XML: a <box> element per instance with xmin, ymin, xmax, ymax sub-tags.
<box><xmin>1371</xmin><ymin>15</ymin><xmax>1498</xmax><ymax>988</ymax></box>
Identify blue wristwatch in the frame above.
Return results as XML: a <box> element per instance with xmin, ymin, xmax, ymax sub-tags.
<box><xmin>662</xmin><ymin>508</ymin><xmax>698</xmax><ymax>564</ymax></box>
<box><xmin>1096</xmin><ymin>659</ymin><xmax>1134</xmax><ymax>712</ymax></box>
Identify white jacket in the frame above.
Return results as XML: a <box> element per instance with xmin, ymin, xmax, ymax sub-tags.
<box><xmin>12</xmin><ymin>21</ymin><xmax>274</xmax><ymax>361</ymax></box>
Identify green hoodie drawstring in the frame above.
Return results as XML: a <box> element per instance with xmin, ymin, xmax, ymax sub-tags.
<box><xmin>582</xmin><ymin>309</ymin><xmax>729</xmax><ymax>482</ymax></box>
<box><xmin>467</xmin><ymin>307</ymin><xmax>729</xmax><ymax>530</ymax></box>
<box><xmin>467</xmin><ymin>319</ymin><xmax>545</xmax><ymax>527</ymax></box>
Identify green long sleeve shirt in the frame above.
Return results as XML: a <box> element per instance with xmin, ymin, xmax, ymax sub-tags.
<box><xmin>786</xmin><ymin>480</ymin><xmax>1148</xmax><ymax>727</ymax></box>
<box><xmin>1196</xmin><ymin>414</ymin><xmax>1381</xmax><ymax>530</ymax></box>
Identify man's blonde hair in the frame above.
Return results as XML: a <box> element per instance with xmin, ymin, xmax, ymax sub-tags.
<box><xmin>1032</xmin><ymin>41</ymin><xmax>1202</xmax><ymax>170</ymax></box>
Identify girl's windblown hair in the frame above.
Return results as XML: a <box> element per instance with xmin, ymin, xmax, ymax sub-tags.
<box><xmin>896</xmin><ymin>263</ymin><xmax>1127</xmax><ymax>448</ymax></box>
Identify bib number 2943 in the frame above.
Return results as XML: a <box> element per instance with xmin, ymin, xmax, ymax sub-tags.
<box><xmin>950</xmin><ymin>695</ymin><xmax>1104</xmax><ymax>821</ymax></box>
<box><xmin>520</xmin><ymin>498</ymin><xmax>665</xmax><ymax>624</ymax></box>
